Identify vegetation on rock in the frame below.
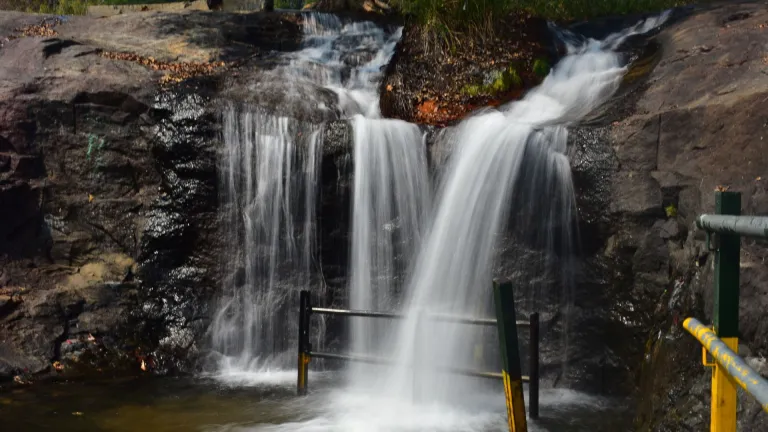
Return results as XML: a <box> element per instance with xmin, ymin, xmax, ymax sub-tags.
<box><xmin>0</xmin><ymin>0</ymin><xmax>179</xmax><ymax>14</ymax></box>
<box><xmin>391</xmin><ymin>0</ymin><xmax>700</xmax><ymax>30</ymax></box>
<box><xmin>380</xmin><ymin>11</ymin><xmax>552</xmax><ymax>125</ymax></box>
<box><xmin>461</xmin><ymin>65</ymin><xmax>523</xmax><ymax>97</ymax></box>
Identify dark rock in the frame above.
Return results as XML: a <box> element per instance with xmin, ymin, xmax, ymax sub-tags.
<box><xmin>0</xmin><ymin>10</ymin><xmax>274</xmax><ymax>379</ymax></box>
<box><xmin>609</xmin><ymin>171</ymin><xmax>663</xmax><ymax>217</ymax></box>
<box><xmin>563</xmin><ymin>2</ymin><xmax>768</xmax><ymax>430</ymax></box>
<box><xmin>655</xmin><ymin>219</ymin><xmax>681</xmax><ymax>240</ymax></box>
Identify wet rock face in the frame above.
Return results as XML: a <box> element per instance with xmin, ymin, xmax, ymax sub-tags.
<box><xmin>0</xmin><ymin>11</ymin><xmax>259</xmax><ymax>379</ymax></box>
<box><xmin>134</xmin><ymin>81</ymin><xmax>223</xmax><ymax>374</ymax></box>
<box><xmin>315</xmin><ymin>120</ymin><xmax>353</xmax><ymax>350</ymax></box>
<box><xmin>563</xmin><ymin>2</ymin><xmax>768</xmax><ymax>430</ymax></box>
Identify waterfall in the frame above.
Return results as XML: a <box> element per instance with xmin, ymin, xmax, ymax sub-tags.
<box><xmin>208</xmin><ymin>7</ymin><xmax>669</xmax><ymax>430</ymax></box>
<box><xmin>348</xmin><ymin>115</ymin><xmax>430</xmax><ymax>383</ymax></box>
<box><xmin>212</xmin><ymin>108</ymin><xmax>322</xmax><ymax>376</ymax></box>
<box><xmin>210</xmin><ymin>12</ymin><xmax>406</xmax><ymax>380</ymax></box>
<box><xmin>376</xmin><ymin>10</ymin><xmax>671</xmax><ymax>404</ymax></box>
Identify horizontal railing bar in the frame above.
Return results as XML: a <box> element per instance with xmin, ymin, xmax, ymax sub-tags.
<box><xmin>683</xmin><ymin>317</ymin><xmax>768</xmax><ymax>413</ymax></box>
<box><xmin>310</xmin><ymin>307</ymin><xmax>401</xmax><ymax>319</ymax></box>
<box><xmin>308</xmin><ymin>351</ymin><xmax>529</xmax><ymax>382</ymax></box>
<box><xmin>431</xmin><ymin>314</ymin><xmax>501</xmax><ymax>326</ymax></box>
<box><xmin>696</xmin><ymin>214</ymin><xmax>768</xmax><ymax>239</ymax></box>
<box><xmin>310</xmin><ymin>307</ymin><xmax>528</xmax><ymax>327</ymax></box>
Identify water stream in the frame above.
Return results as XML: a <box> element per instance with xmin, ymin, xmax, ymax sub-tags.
<box><xmin>205</xmin><ymin>9</ymin><xmax>670</xmax><ymax>432</ymax></box>
<box><xmin>209</xmin><ymin>12</ymin><xmax>409</xmax><ymax>381</ymax></box>
<box><xmin>24</xmin><ymin>9</ymin><xmax>673</xmax><ymax>432</ymax></box>
<box><xmin>379</xmin><ymin>16</ymin><xmax>674</xmax><ymax>402</ymax></box>
<box><xmin>348</xmin><ymin>115</ymin><xmax>430</xmax><ymax>380</ymax></box>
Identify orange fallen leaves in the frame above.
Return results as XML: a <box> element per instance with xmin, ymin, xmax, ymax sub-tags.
<box><xmin>100</xmin><ymin>51</ymin><xmax>227</xmax><ymax>86</ymax></box>
<box><xmin>15</xmin><ymin>21</ymin><xmax>59</xmax><ymax>38</ymax></box>
<box><xmin>1</xmin><ymin>19</ymin><xmax>60</xmax><ymax>48</ymax></box>
<box><xmin>417</xmin><ymin>100</ymin><xmax>438</xmax><ymax>114</ymax></box>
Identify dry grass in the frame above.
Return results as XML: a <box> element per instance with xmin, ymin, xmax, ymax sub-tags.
<box><xmin>0</xmin><ymin>0</ymin><xmax>183</xmax><ymax>14</ymax></box>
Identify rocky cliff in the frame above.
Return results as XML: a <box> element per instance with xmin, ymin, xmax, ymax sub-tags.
<box><xmin>1</xmin><ymin>3</ymin><xmax>767</xmax><ymax>431</ymax></box>
<box><xmin>0</xmin><ymin>10</ymin><xmax>303</xmax><ymax>378</ymax></box>
<box><xmin>564</xmin><ymin>2</ymin><xmax>768</xmax><ymax>430</ymax></box>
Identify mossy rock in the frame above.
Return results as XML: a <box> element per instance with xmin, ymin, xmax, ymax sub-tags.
<box><xmin>461</xmin><ymin>65</ymin><xmax>523</xmax><ymax>97</ymax></box>
<box><xmin>532</xmin><ymin>58</ymin><xmax>550</xmax><ymax>78</ymax></box>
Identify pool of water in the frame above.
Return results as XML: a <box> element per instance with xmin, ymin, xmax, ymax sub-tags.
<box><xmin>0</xmin><ymin>371</ymin><xmax>632</xmax><ymax>431</ymax></box>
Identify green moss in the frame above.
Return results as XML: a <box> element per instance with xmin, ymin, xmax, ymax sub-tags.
<box><xmin>503</xmin><ymin>66</ymin><xmax>522</xmax><ymax>89</ymax></box>
<box><xmin>488</xmin><ymin>70</ymin><xmax>506</xmax><ymax>92</ymax></box>
<box><xmin>461</xmin><ymin>84</ymin><xmax>483</xmax><ymax>97</ymax></box>
<box><xmin>665</xmin><ymin>204</ymin><xmax>678</xmax><ymax>218</ymax></box>
<box><xmin>532</xmin><ymin>58</ymin><xmax>550</xmax><ymax>78</ymax></box>
<box><xmin>461</xmin><ymin>66</ymin><xmax>522</xmax><ymax>98</ymax></box>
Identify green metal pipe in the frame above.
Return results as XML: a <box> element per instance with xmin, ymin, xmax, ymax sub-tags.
<box><xmin>683</xmin><ymin>317</ymin><xmax>768</xmax><ymax>413</ymax></box>
<box><xmin>696</xmin><ymin>214</ymin><xmax>768</xmax><ymax>239</ymax></box>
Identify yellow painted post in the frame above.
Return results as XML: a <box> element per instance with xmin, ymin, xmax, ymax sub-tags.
<box><xmin>710</xmin><ymin>191</ymin><xmax>740</xmax><ymax>432</ymax></box>
<box><xmin>493</xmin><ymin>280</ymin><xmax>528</xmax><ymax>432</ymax></box>
<box><xmin>711</xmin><ymin>338</ymin><xmax>738</xmax><ymax>432</ymax></box>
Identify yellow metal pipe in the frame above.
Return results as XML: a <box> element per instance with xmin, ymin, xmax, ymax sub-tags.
<box><xmin>683</xmin><ymin>318</ymin><xmax>768</xmax><ymax>416</ymax></box>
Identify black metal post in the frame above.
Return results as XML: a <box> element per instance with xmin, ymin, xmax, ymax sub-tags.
<box><xmin>297</xmin><ymin>290</ymin><xmax>311</xmax><ymax>395</ymax></box>
<box><xmin>529</xmin><ymin>312</ymin><xmax>540</xmax><ymax>420</ymax></box>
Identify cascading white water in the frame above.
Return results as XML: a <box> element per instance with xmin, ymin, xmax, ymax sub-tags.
<box><xmin>287</xmin><ymin>13</ymin><xmax>403</xmax><ymax>118</ymax></box>
<box><xmin>209</xmin><ymin>8</ymin><xmax>670</xmax><ymax>431</ymax></box>
<box><xmin>210</xmin><ymin>13</ymin><xmax>407</xmax><ymax>381</ymax></box>
<box><xmin>381</xmin><ymin>11</ymin><xmax>670</xmax><ymax>402</ymax></box>
<box><xmin>378</xmin><ymin>9</ymin><xmax>671</xmax><ymax>406</ymax></box>
<box><xmin>240</xmin><ymin>11</ymin><xmax>670</xmax><ymax>432</ymax></box>
<box><xmin>348</xmin><ymin>115</ymin><xmax>430</xmax><ymax>383</ymax></box>
<box><xmin>212</xmin><ymin>108</ymin><xmax>322</xmax><ymax>377</ymax></box>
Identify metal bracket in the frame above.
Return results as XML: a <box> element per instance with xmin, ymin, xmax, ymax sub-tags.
<box><xmin>706</xmin><ymin>231</ymin><xmax>719</xmax><ymax>252</ymax></box>
<box><xmin>702</xmin><ymin>346</ymin><xmax>716</xmax><ymax>367</ymax></box>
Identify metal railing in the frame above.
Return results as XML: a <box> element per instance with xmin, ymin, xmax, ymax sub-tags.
<box><xmin>296</xmin><ymin>281</ymin><xmax>541</xmax><ymax>431</ymax></box>
<box><xmin>683</xmin><ymin>191</ymin><xmax>768</xmax><ymax>431</ymax></box>
<box><xmin>683</xmin><ymin>318</ymin><xmax>768</xmax><ymax>411</ymax></box>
